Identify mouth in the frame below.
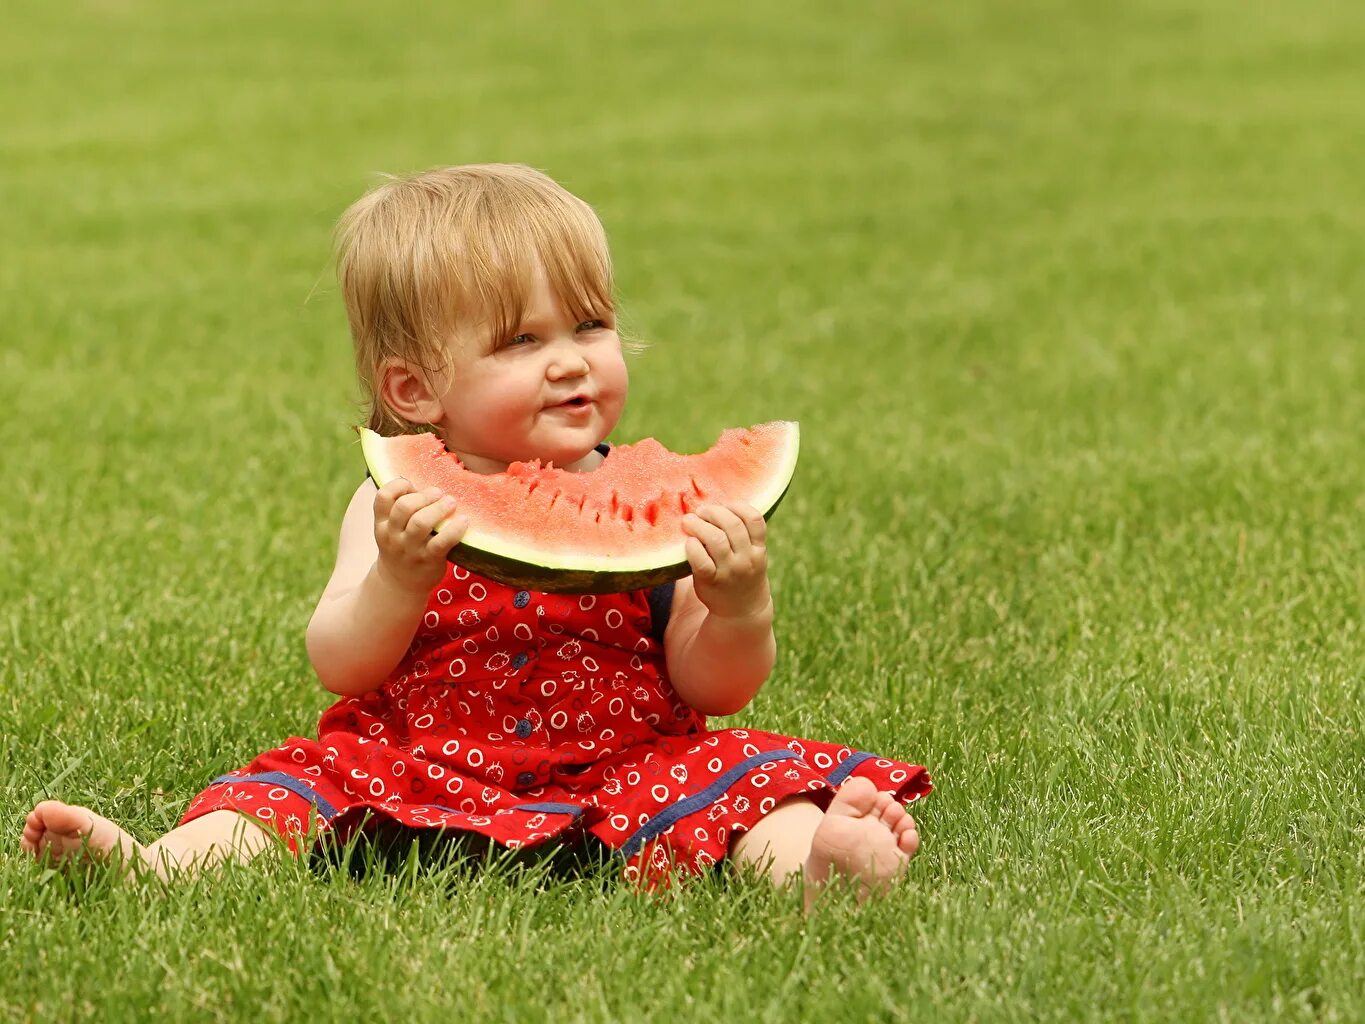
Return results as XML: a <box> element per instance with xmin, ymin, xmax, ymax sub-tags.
<box><xmin>551</xmin><ymin>395</ymin><xmax>593</xmax><ymax>409</ymax></box>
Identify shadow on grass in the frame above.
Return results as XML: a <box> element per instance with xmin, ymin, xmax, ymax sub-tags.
<box><xmin>305</xmin><ymin>818</ymin><xmax>799</xmax><ymax>910</ymax></box>
<box><xmin>307</xmin><ymin>818</ymin><xmax>629</xmax><ymax>897</ymax></box>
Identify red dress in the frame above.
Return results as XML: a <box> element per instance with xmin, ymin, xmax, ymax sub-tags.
<box><xmin>179</xmin><ymin>565</ymin><xmax>932</xmax><ymax>888</ymax></box>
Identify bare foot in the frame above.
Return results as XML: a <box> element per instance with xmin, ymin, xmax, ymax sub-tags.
<box><xmin>803</xmin><ymin>777</ymin><xmax>920</xmax><ymax>911</ymax></box>
<box><xmin>19</xmin><ymin>800</ymin><xmax>149</xmax><ymax>877</ymax></box>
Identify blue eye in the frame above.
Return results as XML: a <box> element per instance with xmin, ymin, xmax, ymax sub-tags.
<box><xmin>508</xmin><ymin>333</ymin><xmax>535</xmax><ymax>346</ymax></box>
<box><xmin>576</xmin><ymin>319</ymin><xmax>606</xmax><ymax>332</ymax></box>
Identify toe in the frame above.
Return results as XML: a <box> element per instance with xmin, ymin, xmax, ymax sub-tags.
<box><xmin>879</xmin><ymin>800</ymin><xmax>907</xmax><ymax>830</ymax></box>
<box><xmin>32</xmin><ymin>801</ymin><xmax>70</xmax><ymax>832</ymax></box>
<box><xmin>827</xmin><ymin>776</ymin><xmax>880</xmax><ymax>817</ymax></box>
<box><xmin>44</xmin><ymin>803</ymin><xmax>94</xmax><ymax>839</ymax></box>
<box><xmin>20</xmin><ymin>811</ymin><xmax>45</xmax><ymax>846</ymax></box>
<box><xmin>898</xmin><ymin>818</ymin><xmax>920</xmax><ymax>856</ymax></box>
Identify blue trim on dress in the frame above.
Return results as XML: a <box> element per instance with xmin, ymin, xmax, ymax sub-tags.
<box><xmin>420</xmin><ymin>804</ymin><xmax>463</xmax><ymax>816</ymax></box>
<box><xmin>419</xmin><ymin>802</ymin><xmax>584</xmax><ymax>818</ymax></box>
<box><xmin>619</xmin><ymin>749</ymin><xmax>801</xmax><ymax>859</ymax></box>
<box><xmin>511</xmin><ymin>802</ymin><xmax>585</xmax><ymax>816</ymax></box>
<box><xmin>209</xmin><ymin>771</ymin><xmax>339</xmax><ymax>820</ymax></box>
<box><xmin>826</xmin><ymin>750</ymin><xmax>877</xmax><ymax>786</ymax></box>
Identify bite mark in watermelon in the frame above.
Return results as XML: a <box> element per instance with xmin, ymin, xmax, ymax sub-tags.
<box><xmin>357</xmin><ymin>421</ymin><xmax>800</xmax><ymax>594</ymax></box>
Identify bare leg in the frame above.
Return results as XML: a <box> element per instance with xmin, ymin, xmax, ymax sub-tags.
<box><xmin>20</xmin><ymin>800</ymin><xmax>276</xmax><ymax>883</ymax></box>
<box><xmin>730</xmin><ymin>777</ymin><xmax>920</xmax><ymax>913</ymax></box>
<box><xmin>143</xmin><ymin>809</ymin><xmax>278</xmax><ymax>880</ymax></box>
<box><xmin>729</xmin><ymin>795</ymin><xmax>826</xmax><ymax>888</ymax></box>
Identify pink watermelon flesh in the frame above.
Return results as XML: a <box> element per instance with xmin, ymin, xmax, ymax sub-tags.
<box><xmin>358</xmin><ymin>421</ymin><xmax>800</xmax><ymax>594</ymax></box>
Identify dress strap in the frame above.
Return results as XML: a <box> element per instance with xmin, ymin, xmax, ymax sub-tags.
<box><xmin>646</xmin><ymin>580</ymin><xmax>674</xmax><ymax>641</ymax></box>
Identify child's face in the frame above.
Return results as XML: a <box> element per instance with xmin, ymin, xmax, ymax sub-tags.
<box><xmin>434</xmin><ymin>261</ymin><xmax>628</xmax><ymax>473</ymax></box>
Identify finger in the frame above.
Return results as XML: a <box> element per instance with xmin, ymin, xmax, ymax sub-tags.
<box><xmin>406</xmin><ymin>495</ymin><xmax>458</xmax><ymax>540</ymax></box>
<box><xmin>732</xmin><ymin>501</ymin><xmax>766</xmax><ymax>546</ymax></box>
<box><xmin>684</xmin><ymin>536</ymin><xmax>716</xmax><ymax>581</ymax></box>
<box><xmin>427</xmin><ymin>513</ymin><xmax>470</xmax><ymax>555</ymax></box>
<box><xmin>682</xmin><ymin>512</ymin><xmax>734</xmax><ymax>563</ymax></box>
<box><xmin>390</xmin><ymin>487</ymin><xmax>445</xmax><ymax>531</ymax></box>
<box><xmin>373</xmin><ymin>478</ymin><xmax>414</xmax><ymax>520</ymax></box>
<box><xmin>696</xmin><ymin>504</ymin><xmax>751</xmax><ymax>554</ymax></box>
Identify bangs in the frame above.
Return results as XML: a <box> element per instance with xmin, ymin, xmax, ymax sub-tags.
<box><xmin>447</xmin><ymin>175</ymin><xmax>615</xmax><ymax>350</ymax></box>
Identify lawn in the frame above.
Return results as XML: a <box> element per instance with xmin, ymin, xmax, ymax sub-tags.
<box><xmin>2</xmin><ymin>1</ymin><xmax>1362</xmax><ymax>1020</ymax></box>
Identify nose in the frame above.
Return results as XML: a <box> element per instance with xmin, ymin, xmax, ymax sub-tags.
<box><xmin>546</xmin><ymin>340</ymin><xmax>590</xmax><ymax>381</ymax></box>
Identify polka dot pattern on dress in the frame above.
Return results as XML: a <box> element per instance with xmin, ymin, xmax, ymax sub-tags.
<box><xmin>178</xmin><ymin>564</ymin><xmax>931</xmax><ymax>885</ymax></box>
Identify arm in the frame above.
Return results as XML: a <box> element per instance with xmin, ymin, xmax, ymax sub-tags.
<box><xmin>663</xmin><ymin>502</ymin><xmax>776</xmax><ymax>717</ymax></box>
<box><xmin>306</xmin><ymin>478</ymin><xmax>468</xmax><ymax>698</ymax></box>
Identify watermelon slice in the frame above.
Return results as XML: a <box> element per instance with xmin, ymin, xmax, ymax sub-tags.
<box><xmin>357</xmin><ymin>421</ymin><xmax>799</xmax><ymax>594</ymax></box>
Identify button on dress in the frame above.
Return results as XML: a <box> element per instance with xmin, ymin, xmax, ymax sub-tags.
<box><xmin>179</xmin><ymin>566</ymin><xmax>931</xmax><ymax>888</ymax></box>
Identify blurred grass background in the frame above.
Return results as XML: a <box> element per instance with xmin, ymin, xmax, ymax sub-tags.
<box><xmin>2</xmin><ymin>1</ymin><xmax>1362</xmax><ymax>1020</ymax></box>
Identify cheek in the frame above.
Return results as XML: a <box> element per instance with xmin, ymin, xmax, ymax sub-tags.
<box><xmin>598</xmin><ymin>349</ymin><xmax>629</xmax><ymax>401</ymax></box>
<box><xmin>470</xmin><ymin>373</ymin><xmax>540</xmax><ymax>420</ymax></box>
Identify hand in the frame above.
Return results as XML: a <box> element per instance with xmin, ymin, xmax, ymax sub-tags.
<box><xmin>372</xmin><ymin>479</ymin><xmax>469</xmax><ymax>595</ymax></box>
<box><xmin>681</xmin><ymin>502</ymin><xmax>771</xmax><ymax>621</ymax></box>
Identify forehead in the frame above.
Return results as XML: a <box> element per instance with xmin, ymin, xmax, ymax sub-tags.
<box><xmin>515</xmin><ymin>264</ymin><xmax>571</xmax><ymax>324</ymax></box>
<box><xmin>458</xmin><ymin>254</ymin><xmax>611</xmax><ymax>345</ymax></box>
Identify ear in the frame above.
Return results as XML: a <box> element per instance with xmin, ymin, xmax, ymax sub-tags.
<box><xmin>378</xmin><ymin>359</ymin><xmax>448</xmax><ymax>426</ymax></box>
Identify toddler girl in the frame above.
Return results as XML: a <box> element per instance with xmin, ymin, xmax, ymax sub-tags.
<box><xmin>20</xmin><ymin>164</ymin><xmax>931</xmax><ymax>910</ymax></box>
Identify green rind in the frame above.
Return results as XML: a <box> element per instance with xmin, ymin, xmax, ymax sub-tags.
<box><xmin>356</xmin><ymin>425</ymin><xmax>798</xmax><ymax>594</ymax></box>
<box><xmin>438</xmin><ymin>482</ymin><xmax>791</xmax><ymax>594</ymax></box>
<box><xmin>358</xmin><ymin>426</ymin><xmax>404</xmax><ymax>488</ymax></box>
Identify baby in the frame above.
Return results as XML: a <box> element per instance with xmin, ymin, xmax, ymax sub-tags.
<box><xmin>20</xmin><ymin>164</ymin><xmax>930</xmax><ymax>911</ymax></box>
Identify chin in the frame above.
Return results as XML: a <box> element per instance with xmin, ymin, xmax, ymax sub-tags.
<box><xmin>534</xmin><ymin>433</ymin><xmax>603</xmax><ymax>466</ymax></box>
<box><xmin>544</xmin><ymin>444</ymin><xmax>599</xmax><ymax>468</ymax></box>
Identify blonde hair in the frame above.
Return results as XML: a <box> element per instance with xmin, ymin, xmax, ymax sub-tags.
<box><xmin>335</xmin><ymin>164</ymin><xmax>618</xmax><ymax>435</ymax></box>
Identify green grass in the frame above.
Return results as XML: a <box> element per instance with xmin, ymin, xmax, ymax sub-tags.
<box><xmin>3</xmin><ymin>0</ymin><xmax>1363</xmax><ymax>1019</ymax></box>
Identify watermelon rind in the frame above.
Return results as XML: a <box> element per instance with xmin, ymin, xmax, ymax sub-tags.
<box><xmin>357</xmin><ymin>423</ymin><xmax>799</xmax><ymax>594</ymax></box>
